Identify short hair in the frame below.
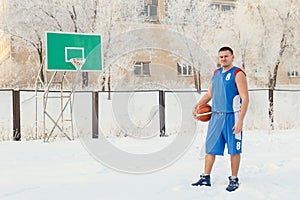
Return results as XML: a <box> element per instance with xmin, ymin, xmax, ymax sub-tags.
<box><xmin>218</xmin><ymin>46</ymin><xmax>233</xmax><ymax>55</ymax></box>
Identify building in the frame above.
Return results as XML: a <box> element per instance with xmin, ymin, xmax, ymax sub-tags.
<box><xmin>0</xmin><ymin>0</ymin><xmax>299</xmax><ymax>90</ymax></box>
<box><xmin>110</xmin><ymin>0</ymin><xmax>240</xmax><ymax>91</ymax></box>
<box><xmin>0</xmin><ymin>32</ymin><xmax>11</xmax><ymax>64</ymax></box>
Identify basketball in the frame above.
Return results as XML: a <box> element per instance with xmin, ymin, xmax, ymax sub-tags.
<box><xmin>196</xmin><ymin>104</ymin><xmax>212</xmax><ymax>122</ymax></box>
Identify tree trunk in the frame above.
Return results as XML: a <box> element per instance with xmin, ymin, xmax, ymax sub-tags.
<box><xmin>193</xmin><ymin>67</ymin><xmax>199</xmax><ymax>92</ymax></box>
<box><xmin>37</xmin><ymin>44</ymin><xmax>44</xmax><ymax>83</ymax></box>
<box><xmin>107</xmin><ymin>68</ymin><xmax>111</xmax><ymax>100</ymax></box>
<box><xmin>192</xmin><ymin>67</ymin><xmax>202</xmax><ymax>93</ymax></box>
<box><xmin>197</xmin><ymin>70</ymin><xmax>201</xmax><ymax>93</ymax></box>
<box><xmin>268</xmin><ymin>87</ymin><xmax>274</xmax><ymax>130</ymax></box>
<box><xmin>268</xmin><ymin>33</ymin><xmax>287</xmax><ymax>130</ymax></box>
<box><xmin>101</xmin><ymin>76</ymin><xmax>105</xmax><ymax>91</ymax></box>
<box><xmin>82</xmin><ymin>72</ymin><xmax>88</xmax><ymax>88</ymax></box>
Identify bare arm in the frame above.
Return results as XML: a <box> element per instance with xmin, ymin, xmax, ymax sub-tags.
<box><xmin>233</xmin><ymin>71</ymin><xmax>249</xmax><ymax>133</ymax></box>
<box><xmin>192</xmin><ymin>84</ymin><xmax>212</xmax><ymax>119</ymax></box>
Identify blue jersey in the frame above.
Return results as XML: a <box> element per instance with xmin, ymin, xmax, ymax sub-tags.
<box><xmin>211</xmin><ymin>66</ymin><xmax>245</xmax><ymax>113</ymax></box>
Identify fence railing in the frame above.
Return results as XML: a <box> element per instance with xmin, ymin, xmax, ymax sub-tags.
<box><xmin>0</xmin><ymin>88</ymin><xmax>299</xmax><ymax>141</ymax></box>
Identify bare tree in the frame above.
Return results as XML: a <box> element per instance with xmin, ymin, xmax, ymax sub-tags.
<box><xmin>5</xmin><ymin>1</ymin><xmax>53</xmax><ymax>84</ymax></box>
<box><xmin>163</xmin><ymin>0</ymin><xmax>221</xmax><ymax>92</ymax></box>
<box><xmin>214</xmin><ymin>0</ymin><xmax>299</xmax><ymax>129</ymax></box>
<box><xmin>253</xmin><ymin>0</ymin><xmax>299</xmax><ymax>129</ymax></box>
<box><xmin>44</xmin><ymin>0</ymin><xmax>100</xmax><ymax>88</ymax></box>
<box><xmin>4</xmin><ymin>0</ymin><xmax>102</xmax><ymax>88</ymax></box>
<box><xmin>95</xmin><ymin>0</ymin><xmax>144</xmax><ymax>93</ymax></box>
<box><xmin>3</xmin><ymin>0</ymin><xmax>299</xmax><ymax>96</ymax></box>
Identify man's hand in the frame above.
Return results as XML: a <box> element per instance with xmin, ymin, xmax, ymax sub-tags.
<box><xmin>192</xmin><ymin>104</ymin><xmax>199</xmax><ymax>120</ymax></box>
<box><xmin>232</xmin><ymin>119</ymin><xmax>243</xmax><ymax>134</ymax></box>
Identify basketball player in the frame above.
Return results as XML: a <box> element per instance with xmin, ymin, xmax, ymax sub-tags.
<box><xmin>191</xmin><ymin>46</ymin><xmax>249</xmax><ymax>192</ymax></box>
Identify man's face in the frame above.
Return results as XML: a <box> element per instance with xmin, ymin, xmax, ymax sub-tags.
<box><xmin>218</xmin><ymin>50</ymin><xmax>234</xmax><ymax>67</ymax></box>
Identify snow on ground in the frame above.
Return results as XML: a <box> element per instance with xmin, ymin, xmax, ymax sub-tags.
<box><xmin>0</xmin><ymin>129</ymin><xmax>300</xmax><ymax>200</ymax></box>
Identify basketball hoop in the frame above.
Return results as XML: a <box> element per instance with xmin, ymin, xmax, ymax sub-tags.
<box><xmin>70</xmin><ymin>58</ymin><xmax>86</xmax><ymax>72</ymax></box>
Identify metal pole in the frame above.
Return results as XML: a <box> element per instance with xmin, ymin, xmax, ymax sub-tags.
<box><xmin>92</xmin><ymin>91</ymin><xmax>99</xmax><ymax>139</ymax></box>
<box><xmin>13</xmin><ymin>90</ymin><xmax>21</xmax><ymax>141</ymax></box>
<box><xmin>159</xmin><ymin>90</ymin><xmax>166</xmax><ymax>137</ymax></box>
<box><xmin>35</xmin><ymin>86</ymin><xmax>38</xmax><ymax>139</ymax></box>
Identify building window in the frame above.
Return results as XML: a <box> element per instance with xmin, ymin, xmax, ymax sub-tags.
<box><xmin>221</xmin><ymin>4</ymin><xmax>234</xmax><ymax>11</ymax></box>
<box><xmin>134</xmin><ymin>61</ymin><xmax>151</xmax><ymax>76</ymax></box>
<box><xmin>210</xmin><ymin>0</ymin><xmax>236</xmax><ymax>11</ymax></box>
<box><xmin>177</xmin><ymin>62</ymin><xmax>192</xmax><ymax>76</ymax></box>
<box><xmin>142</xmin><ymin>0</ymin><xmax>158</xmax><ymax>22</ymax></box>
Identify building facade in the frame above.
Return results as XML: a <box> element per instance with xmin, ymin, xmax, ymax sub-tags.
<box><xmin>0</xmin><ymin>33</ymin><xmax>10</xmax><ymax>64</ymax></box>
<box><xmin>0</xmin><ymin>0</ymin><xmax>299</xmax><ymax>90</ymax></box>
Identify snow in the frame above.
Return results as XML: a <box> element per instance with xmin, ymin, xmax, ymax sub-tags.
<box><xmin>1</xmin><ymin>129</ymin><xmax>300</xmax><ymax>200</ymax></box>
<box><xmin>1</xmin><ymin>88</ymin><xmax>300</xmax><ymax>199</ymax></box>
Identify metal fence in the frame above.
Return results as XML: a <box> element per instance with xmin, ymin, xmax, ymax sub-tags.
<box><xmin>0</xmin><ymin>88</ymin><xmax>299</xmax><ymax>141</ymax></box>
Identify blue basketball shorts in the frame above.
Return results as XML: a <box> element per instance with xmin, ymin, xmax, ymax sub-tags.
<box><xmin>205</xmin><ymin>112</ymin><xmax>242</xmax><ymax>155</ymax></box>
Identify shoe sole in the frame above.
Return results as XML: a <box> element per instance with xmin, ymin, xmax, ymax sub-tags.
<box><xmin>192</xmin><ymin>183</ymin><xmax>211</xmax><ymax>187</ymax></box>
<box><xmin>226</xmin><ymin>187</ymin><xmax>238</xmax><ymax>192</ymax></box>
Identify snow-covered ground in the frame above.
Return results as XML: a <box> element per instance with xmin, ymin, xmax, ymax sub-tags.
<box><xmin>1</xmin><ymin>89</ymin><xmax>300</xmax><ymax>199</ymax></box>
<box><xmin>1</xmin><ymin>129</ymin><xmax>299</xmax><ymax>200</ymax></box>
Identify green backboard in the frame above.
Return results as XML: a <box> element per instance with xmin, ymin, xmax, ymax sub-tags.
<box><xmin>46</xmin><ymin>32</ymin><xmax>102</xmax><ymax>71</ymax></box>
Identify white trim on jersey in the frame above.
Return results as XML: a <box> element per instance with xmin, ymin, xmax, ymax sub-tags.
<box><xmin>232</xmin><ymin>95</ymin><xmax>242</xmax><ymax>112</ymax></box>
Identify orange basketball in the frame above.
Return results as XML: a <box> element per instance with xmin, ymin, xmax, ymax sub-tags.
<box><xmin>196</xmin><ymin>104</ymin><xmax>212</xmax><ymax>122</ymax></box>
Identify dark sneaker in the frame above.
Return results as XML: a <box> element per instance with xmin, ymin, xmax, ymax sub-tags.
<box><xmin>226</xmin><ymin>176</ymin><xmax>239</xmax><ymax>192</ymax></box>
<box><xmin>192</xmin><ymin>174</ymin><xmax>211</xmax><ymax>186</ymax></box>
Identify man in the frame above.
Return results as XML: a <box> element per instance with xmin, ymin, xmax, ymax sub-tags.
<box><xmin>191</xmin><ymin>46</ymin><xmax>249</xmax><ymax>192</ymax></box>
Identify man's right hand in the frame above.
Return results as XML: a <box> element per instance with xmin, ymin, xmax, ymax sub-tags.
<box><xmin>192</xmin><ymin>104</ymin><xmax>199</xmax><ymax>119</ymax></box>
